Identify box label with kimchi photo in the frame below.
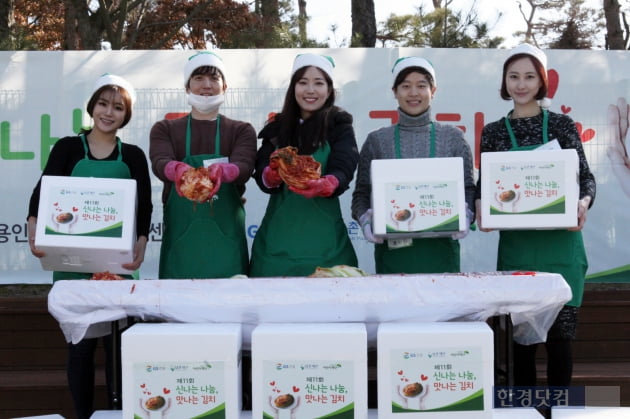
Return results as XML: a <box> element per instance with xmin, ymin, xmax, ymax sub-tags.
<box><xmin>480</xmin><ymin>149</ymin><xmax>579</xmax><ymax>229</ymax></box>
<box><xmin>35</xmin><ymin>175</ymin><xmax>137</xmax><ymax>274</ymax></box>
<box><xmin>378</xmin><ymin>322</ymin><xmax>494</xmax><ymax>419</ymax></box>
<box><xmin>371</xmin><ymin>158</ymin><xmax>466</xmax><ymax>238</ymax></box>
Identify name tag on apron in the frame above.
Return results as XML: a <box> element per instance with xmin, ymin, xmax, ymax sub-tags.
<box><xmin>388</xmin><ymin>238</ymin><xmax>413</xmax><ymax>249</ymax></box>
<box><xmin>203</xmin><ymin>156</ymin><xmax>229</xmax><ymax>167</ymax></box>
<box><xmin>536</xmin><ymin>139</ymin><xmax>561</xmax><ymax>150</ymax></box>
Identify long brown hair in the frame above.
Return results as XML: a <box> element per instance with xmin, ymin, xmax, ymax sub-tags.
<box><xmin>275</xmin><ymin>65</ymin><xmax>337</xmax><ymax>154</ymax></box>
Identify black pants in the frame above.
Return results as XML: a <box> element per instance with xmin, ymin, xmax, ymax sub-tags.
<box><xmin>513</xmin><ymin>338</ymin><xmax>573</xmax><ymax>386</ymax></box>
<box><xmin>67</xmin><ymin>334</ymin><xmax>121</xmax><ymax>419</ymax></box>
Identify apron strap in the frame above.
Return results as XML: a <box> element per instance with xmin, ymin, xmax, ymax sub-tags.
<box><xmin>505</xmin><ymin>108</ymin><xmax>549</xmax><ymax>149</ymax></box>
<box><xmin>79</xmin><ymin>133</ymin><xmax>123</xmax><ymax>160</ymax></box>
<box><xmin>186</xmin><ymin>114</ymin><xmax>222</xmax><ymax>159</ymax></box>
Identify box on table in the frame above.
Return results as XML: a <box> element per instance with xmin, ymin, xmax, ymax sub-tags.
<box><xmin>377</xmin><ymin>322</ymin><xmax>494</xmax><ymax>419</ymax></box>
<box><xmin>34</xmin><ymin>175</ymin><xmax>137</xmax><ymax>274</ymax></box>
<box><xmin>252</xmin><ymin>323</ymin><xmax>367</xmax><ymax>419</ymax></box>
<box><xmin>122</xmin><ymin>323</ymin><xmax>242</xmax><ymax>419</ymax></box>
<box><xmin>371</xmin><ymin>158</ymin><xmax>466</xmax><ymax>238</ymax></box>
<box><xmin>480</xmin><ymin>149</ymin><xmax>579</xmax><ymax>229</ymax></box>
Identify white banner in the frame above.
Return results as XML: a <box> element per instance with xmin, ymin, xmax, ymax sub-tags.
<box><xmin>1</xmin><ymin>48</ymin><xmax>628</xmax><ymax>283</ymax></box>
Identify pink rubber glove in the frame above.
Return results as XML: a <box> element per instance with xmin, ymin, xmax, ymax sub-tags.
<box><xmin>207</xmin><ymin>164</ymin><xmax>223</xmax><ymax>197</ymax></box>
<box><xmin>164</xmin><ymin>161</ymin><xmax>193</xmax><ymax>197</ymax></box>
<box><xmin>210</xmin><ymin>162</ymin><xmax>239</xmax><ymax>183</ymax></box>
<box><xmin>289</xmin><ymin>175</ymin><xmax>339</xmax><ymax>198</ymax></box>
<box><xmin>262</xmin><ymin>166</ymin><xmax>283</xmax><ymax>188</ymax></box>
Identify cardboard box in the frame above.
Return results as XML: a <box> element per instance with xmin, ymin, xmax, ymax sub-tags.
<box><xmin>480</xmin><ymin>149</ymin><xmax>579</xmax><ymax>229</ymax></box>
<box><xmin>252</xmin><ymin>323</ymin><xmax>368</xmax><ymax>419</ymax></box>
<box><xmin>34</xmin><ymin>175</ymin><xmax>137</xmax><ymax>274</ymax></box>
<box><xmin>122</xmin><ymin>323</ymin><xmax>242</xmax><ymax>419</ymax></box>
<box><xmin>371</xmin><ymin>158</ymin><xmax>466</xmax><ymax>238</ymax></box>
<box><xmin>377</xmin><ymin>322</ymin><xmax>494</xmax><ymax>419</ymax></box>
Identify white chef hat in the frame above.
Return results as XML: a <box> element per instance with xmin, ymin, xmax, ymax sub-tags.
<box><xmin>506</xmin><ymin>43</ymin><xmax>547</xmax><ymax>74</ymax></box>
<box><xmin>391</xmin><ymin>56</ymin><xmax>437</xmax><ymax>87</ymax></box>
<box><xmin>184</xmin><ymin>51</ymin><xmax>226</xmax><ymax>85</ymax></box>
<box><xmin>505</xmin><ymin>44</ymin><xmax>551</xmax><ymax>108</ymax></box>
<box><xmin>93</xmin><ymin>73</ymin><xmax>136</xmax><ymax>105</ymax></box>
<box><xmin>291</xmin><ymin>53</ymin><xmax>335</xmax><ymax>80</ymax></box>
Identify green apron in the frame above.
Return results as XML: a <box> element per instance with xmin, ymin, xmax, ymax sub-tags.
<box><xmin>498</xmin><ymin>110</ymin><xmax>587</xmax><ymax>306</ymax></box>
<box><xmin>249</xmin><ymin>142</ymin><xmax>358</xmax><ymax>277</ymax></box>
<box><xmin>159</xmin><ymin>115</ymin><xmax>248</xmax><ymax>279</ymax></box>
<box><xmin>375</xmin><ymin>122</ymin><xmax>460</xmax><ymax>274</ymax></box>
<box><xmin>53</xmin><ymin>135</ymin><xmax>135</xmax><ymax>281</ymax></box>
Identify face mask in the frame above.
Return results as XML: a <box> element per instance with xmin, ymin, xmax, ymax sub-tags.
<box><xmin>187</xmin><ymin>93</ymin><xmax>224</xmax><ymax>114</ymax></box>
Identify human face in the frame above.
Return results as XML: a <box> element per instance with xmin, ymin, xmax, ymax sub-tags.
<box><xmin>187</xmin><ymin>72</ymin><xmax>226</xmax><ymax>96</ymax></box>
<box><xmin>295</xmin><ymin>66</ymin><xmax>331</xmax><ymax>119</ymax></box>
<box><xmin>393</xmin><ymin>72</ymin><xmax>436</xmax><ymax>116</ymax></box>
<box><xmin>505</xmin><ymin>57</ymin><xmax>543</xmax><ymax>107</ymax></box>
<box><xmin>91</xmin><ymin>90</ymin><xmax>127</xmax><ymax>134</ymax></box>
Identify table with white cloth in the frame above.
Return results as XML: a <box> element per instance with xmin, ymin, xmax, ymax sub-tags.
<box><xmin>48</xmin><ymin>271</ymin><xmax>571</xmax><ymax>346</ymax></box>
<box><xmin>47</xmin><ymin>272</ymin><xmax>571</xmax><ymax>410</ymax></box>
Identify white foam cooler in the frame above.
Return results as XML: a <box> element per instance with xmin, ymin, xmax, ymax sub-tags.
<box><xmin>371</xmin><ymin>157</ymin><xmax>467</xmax><ymax>238</ymax></box>
<box><xmin>377</xmin><ymin>322</ymin><xmax>494</xmax><ymax>419</ymax></box>
<box><xmin>121</xmin><ymin>323</ymin><xmax>242</xmax><ymax>419</ymax></box>
<box><xmin>251</xmin><ymin>323</ymin><xmax>367</xmax><ymax>419</ymax></box>
<box><xmin>34</xmin><ymin>175</ymin><xmax>137</xmax><ymax>274</ymax></box>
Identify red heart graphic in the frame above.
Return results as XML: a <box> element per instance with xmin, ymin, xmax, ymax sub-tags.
<box><xmin>581</xmin><ymin>128</ymin><xmax>595</xmax><ymax>143</ymax></box>
<box><xmin>409</xmin><ymin>203</ymin><xmax>415</xmax><ymax>208</ymax></box>
<box><xmin>292</xmin><ymin>386</ymin><xmax>300</xmax><ymax>392</ymax></box>
<box><xmin>514</xmin><ymin>184</ymin><xmax>520</xmax><ymax>189</ymax></box>
<box><xmin>547</xmin><ymin>69</ymin><xmax>559</xmax><ymax>98</ymax></box>
<box><xmin>140</xmin><ymin>383</ymin><xmax>146</xmax><ymax>388</ymax></box>
<box><xmin>397</xmin><ymin>370</ymin><xmax>403</xmax><ymax>375</ymax></box>
<box><xmin>560</xmin><ymin>105</ymin><xmax>571</xmax><ymax>114</ymax></box>
<box><xmin>54</xmin><ymin>202</ymin><xmax>59</xmax><ymax>206</ymax></box>
<box><xmin>269</xmin><ymin>381</ymin><xmax>275</xmax><ymax>386</ymax></box>
<box><xmin>421</xmin><ymin>374</ymin><xmax>429</xmax><ymax>381</ymax></box>
<box><xmin>163</xmin><ymin>388</ymin><xmax>171</xmax><ymax>394</ymax></box>
<box><xmin>495</xmin><ymin>180</ymin><xmax>500</xmax><ymax>184</ymax></box>
<box><xmin>404</xmin><ymin>378</ymin><xmax>409</xmax><ymax>382</ymax></box>
<box><xmin>147</xmin><ymin>392</ymin><xmax>151</xmax><ymax>395</ymax></box>
<box><xmin>575</xmin><ymin>122</ymin><xmax>595</xmax><ymax>143</ymax></box>
<box><xmin>72</xmin><ymin>207</ymin><xmax>78</xmax><ymax>212</ymax></box>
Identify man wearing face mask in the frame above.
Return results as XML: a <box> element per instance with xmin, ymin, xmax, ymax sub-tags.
<box><xmin>150</xmin><ymin>51</ymin><xmax>257</xmax><ymax>279</ymax></box>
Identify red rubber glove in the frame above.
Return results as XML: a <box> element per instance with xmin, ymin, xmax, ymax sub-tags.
<box><xmin>289</xmin><ymin>175</ymin><xmax>339</xmax><ymax>198</ymax></box>
<box><xmin>164</xmin><ymin>161</ymin><xmax>193</xmax><ymax>197</ymax></box>
<box><xmin>262</xmin><ymin>166</ymin><xmax>283</xmax><ymax>188</ymax></box>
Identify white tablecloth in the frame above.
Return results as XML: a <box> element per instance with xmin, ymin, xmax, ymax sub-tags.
<box><xmin>47</xmin><ymin>272</ymin><xmax>571</xmax><ymax>346</ymax></box>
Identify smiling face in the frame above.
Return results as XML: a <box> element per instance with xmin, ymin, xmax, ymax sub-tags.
<box><xmin>90</xmin><ymin>90</ymin><xmax>128</xmax><ymax>134</ymax></box>
<box><xmin>187</xmin><ymin>69</ymin><xmax>226</xmax><ymax>97</ymax></box>
<box><xmin>393</xmin><ymin>71</ymin><xmax>436</xmax><ymax>116</ymax></box>
<box><xmin>294</xmin><ymin>66</ymin><xmax>332</xmax><ymax>119</ymax></box>
<box><xmin>504</xmin><ymin>57</ymin><xmax>543</xmax><ymax>108</ymax></box>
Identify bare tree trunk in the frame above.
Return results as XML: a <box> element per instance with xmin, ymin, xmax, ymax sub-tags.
<box><xmin>0</xmin><ymin>0</ymin><xmax>14</xmax><ymax>48</ymax></box>
<box><xmin>604</xmin><ymin>0</ymin><xmax>626</xmax><ymax>49</ymax></box>
<box><xmin>350</xmin><ymin>0</ymin><xmax>376</xmax><ymax>47</ymax></box>
<box><xmin>259</xmin><ymin>0</ymin><xmax>280</xmax><ymax>47</ymax></box>
<box><xmin>298</xmin><ymin>0</ymin><xmax>307</xmax><ymax>45</ymax></box>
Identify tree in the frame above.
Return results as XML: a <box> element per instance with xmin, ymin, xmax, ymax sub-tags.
<box><xmin>603</xmin><ymin>0</ymin><xmax>627</xmax><ymax>49</ymax></box>
<box><xmin>350</xmin><ymin>0</ymin><xmax>376</xmax><ymax>47</ymax></box>
<box><xmin>8</xmin><ymin>0</ymin><xmax>262</xmax><ymax>50</ymax></box>
<box><xmin>375</xmin><ymin>1</ymin><xmax>503</xmax><ymax>48</ymax></box>
<box><xmin>0</xmin><ymin>0</ymin><xmax>12</xmax><ymax>48</ymax></box>
<box><xmin>516</xmin><ymin>0</ymin><xmax>603</xmax><ymax>49</ymax></box>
